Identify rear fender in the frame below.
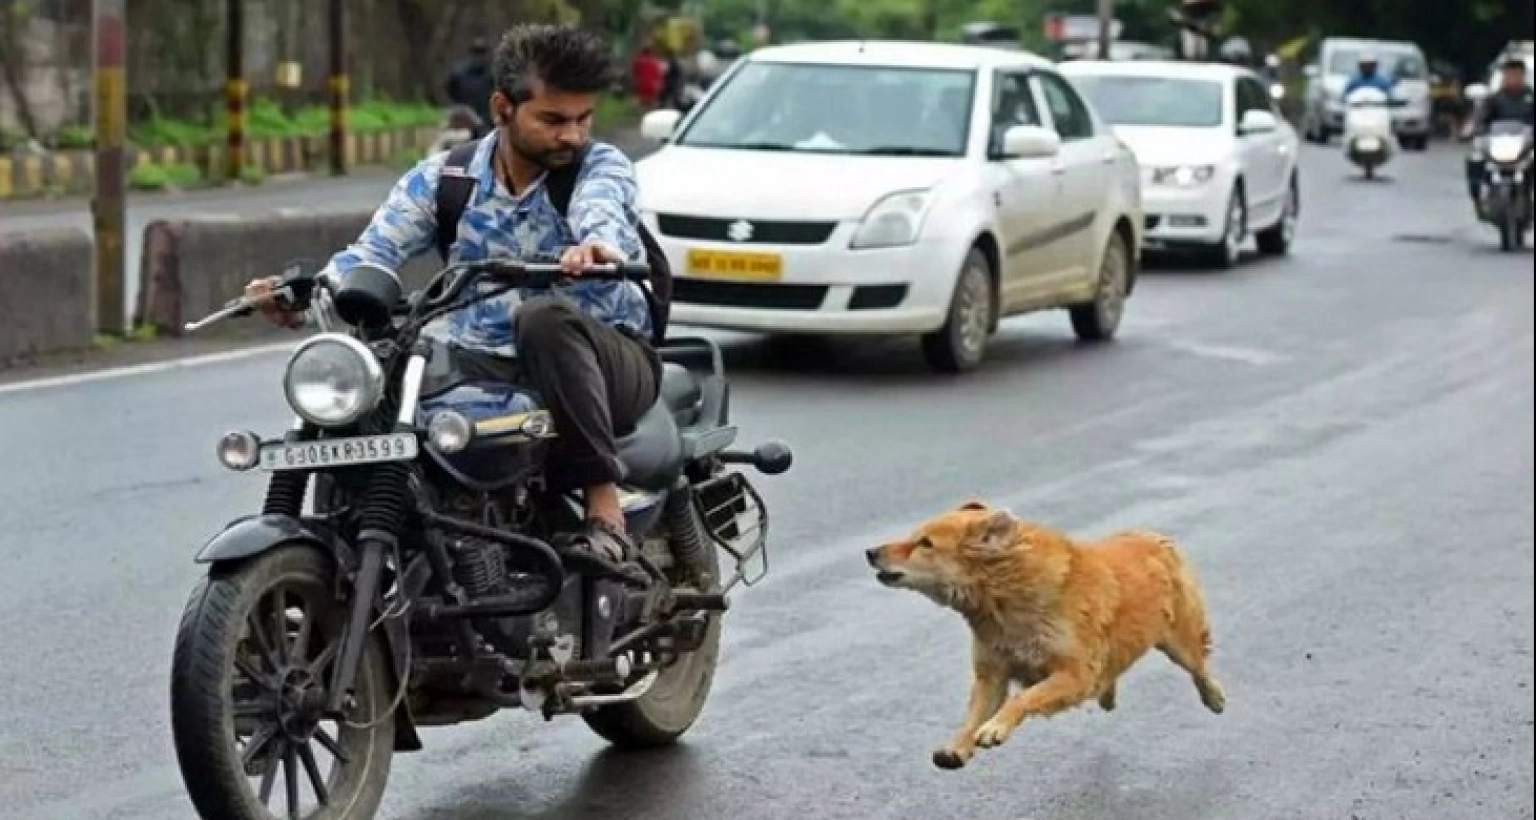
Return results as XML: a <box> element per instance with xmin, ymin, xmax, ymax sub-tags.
<box><xmin>194</xmin><ymin>514</ymin><xmax>424</xmax><ymax>752</ymax></box>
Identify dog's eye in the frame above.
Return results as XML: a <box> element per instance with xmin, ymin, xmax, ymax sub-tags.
<box><xmin>916</xmin><ymin>537</ymin><xmax>933</xmax><ymax>550</ymax></box>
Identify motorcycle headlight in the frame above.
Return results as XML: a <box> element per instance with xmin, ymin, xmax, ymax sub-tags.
<box><xmin>1488</xmin><ymin>136</ymin><xmax>1527</xmax><ymax>164</ymax></box>
<box><xmin>1151</xmin><ymin>165</ymin><xmax>1216</xmax><ymax>187</ymax></box>
<box><xmin>282</xmin><ymin>333</ymin><xmax>385</xmax><ymax>428</ymax></box>
<box><xmin>850</xmin><ymin>189</ymin><xmax>933</xmax><ymax>250</ymax></box>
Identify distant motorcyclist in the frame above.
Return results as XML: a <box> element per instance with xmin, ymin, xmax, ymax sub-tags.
<box><xmin>1465</xmin><ymin>57</ymin><xmax>1535</xmax><ymax>209</ymax></box>
<box><xmin>1344</xmin><ymin>53</ymin><xmax>1396</xmax><ymax>96</ymax></box>
<box><xmin>445</xmin><ymin>38</ymin><xmax>496</xmax><ymax>129</ymax></box>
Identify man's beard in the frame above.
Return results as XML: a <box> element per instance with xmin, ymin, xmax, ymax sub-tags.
<box><xmin>507</xmin><ymin>126</ymin><xmax>583</xmax><ymax>170</ymax></box>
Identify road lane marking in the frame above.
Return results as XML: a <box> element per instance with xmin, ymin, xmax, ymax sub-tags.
<box><xmin>0</xmin><ymin>342</ymin><xmax>293</xmax><ymax>396</ymax></box>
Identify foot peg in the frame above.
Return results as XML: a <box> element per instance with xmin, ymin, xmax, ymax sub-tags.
<box><xmin>668</xmin><ymin>591</ymin><xmax>729</xmax><ymax>612</ymax></box>
<box><xmin>718</xmin><ymin>439</ymin><xmax>793</xmax><ymax>475</ymax></box>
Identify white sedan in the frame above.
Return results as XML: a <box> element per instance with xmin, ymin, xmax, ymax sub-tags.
<box><xmin>632</xmin><ymin>40</ymin><xmax>1144</xmax><ymax>373</ymax></box>
<box><xmin>1059</xmin><ymin>60</ymin><xmax>1301</xmax><ymax>268</ymax></box>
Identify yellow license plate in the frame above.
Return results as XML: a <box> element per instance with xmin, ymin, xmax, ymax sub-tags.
<box><xmin>686</xmin><ymin>249</ymin><xmax>783</xmax><ymax>281</ymax></box>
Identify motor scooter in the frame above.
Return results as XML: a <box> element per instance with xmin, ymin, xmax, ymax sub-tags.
<box><xmin>1342</xmin><ymin>86</ymin><xmax>1398</xmax><ymax>180</ymax></box>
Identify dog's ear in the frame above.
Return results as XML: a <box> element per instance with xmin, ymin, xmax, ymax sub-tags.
<box><xmin>966</xmin><ymin>509</ymin><xmax>1016</xmax><ymax>551</ymax></box>
<box><xmin>956</xmin><ymin>500</ymin><xmax>990</xmax><ymax>511</ymax></box>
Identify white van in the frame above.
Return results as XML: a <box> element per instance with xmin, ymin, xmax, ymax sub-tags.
<box><xmin>1300</xmin><ymin>37</ymin><xmax>1432</xmax><ymax>150</ymax></box>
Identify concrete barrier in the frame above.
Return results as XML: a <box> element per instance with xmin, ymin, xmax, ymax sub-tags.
<box><xmin>0</xmin><ymin>228</ymin><xmax>95</xmax><ymax>365</ymax></box>
<box><xmin>136</xmin><ymin>211</ymin><xmax>441</xmax><ymax>337</ymax></box>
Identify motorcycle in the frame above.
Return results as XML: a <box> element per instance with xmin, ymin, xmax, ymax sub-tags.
<box><xmin>1342</xmin><ymin>86</ymin><xmax>1399</xmax><ymax>180</ymax></box>
<box><xmin>1472</xmin><ymin>120</ymin><xmax>1535</xmax><ymax>251</ymax></box>
<box><xmin>168</xmin><ymin>257</ymin><xmax>793</xmax><ymax>820</ymax></box>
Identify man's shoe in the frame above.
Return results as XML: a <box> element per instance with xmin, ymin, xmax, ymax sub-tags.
<box><xmin>558</xmin><ymin>519</ymin><xmax>652</xmax><ymax>586</ymax></box>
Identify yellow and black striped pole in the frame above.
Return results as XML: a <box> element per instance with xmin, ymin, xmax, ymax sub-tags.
<box><xmin>225</xmin><ymin>0</ymin><xmax>246</xmax><ymax>181</ymax></box>
<box><xmin>328</xmin><ymin>0</ymin><xmax>348</xmax><ymax>176</ymax></box>
<box><xmin>91</xmin><ymin>0</ymin><xmax>128</xmax><ymax>336</ymax></box>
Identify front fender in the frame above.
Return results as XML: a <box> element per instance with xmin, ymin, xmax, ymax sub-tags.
<box><xmin>195</xmin><ymin>513</ymin><xmax>356</xmax><ymax>567</ymax></box>
<box><xmin>194</xmin><ymin>513</ymin><xmax>423</xmax><ymax>751</ymax></box>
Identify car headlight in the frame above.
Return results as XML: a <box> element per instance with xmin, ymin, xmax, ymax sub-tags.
<box><xmin>282</xmin><ymin>333</ymin><xmax>385</xmax><ymax>428</ymax></box>
<box><xmin>1150</xmin><ymin>165</ymin><xmax>1216</xmax><ymax>187</ymax></box>
<box><xmin>850</xmin><ymin>189</ymin><xmax>932</xmax><ymax>250</ymax></box>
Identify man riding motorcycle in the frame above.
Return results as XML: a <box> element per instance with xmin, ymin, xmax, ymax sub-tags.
<box><xmin>246</xmin><ymin>24</ymin><xmax>661</xmax><ymax>574</ymax></box>
<box><xmin>1345</xmin><ymin>52</ymin><xmax>1397</xmax><ymax>96</ymax></box>
<box><xmin>1465</xmin><ymin>57</ymin><xmax>1535</xmax><ymax>210</ymax></box>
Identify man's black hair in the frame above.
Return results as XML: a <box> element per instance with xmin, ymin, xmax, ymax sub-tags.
<box><xmin>493</xmin><ymin>24</ymin><xmax>614</xmax><ymax>104</ymax></box>
<box><xmin>1502</xmin><ymin>57</ymin><xmax>1528</xmax><ymax>72</ymax></box>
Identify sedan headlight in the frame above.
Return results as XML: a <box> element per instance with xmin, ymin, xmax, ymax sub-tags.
<box><xmin>1150</xmin><ymin>165</ymin><xmax>1217</xmax><ymax>187</ymax></box>
<box><xmin>283</xmin><ymin>333</ymin><xmax>385</xmax><ymax>428</ymax></box>
<box><xmin>850</xmin><ymin>189</ymin><xmax>933</xmax><ymax>250</ymax></box>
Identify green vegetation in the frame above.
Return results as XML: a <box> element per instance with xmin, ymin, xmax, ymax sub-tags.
<box><xmin>124</xmin><ymin>98</ymin><xmax>440</xmax><ymax>151</ymax></box>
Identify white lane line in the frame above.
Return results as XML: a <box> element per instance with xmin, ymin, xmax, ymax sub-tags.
<box><xmin>0</xmin><ymin>342</ymin><xmax>293</xmax><ymax>396</ymax></box>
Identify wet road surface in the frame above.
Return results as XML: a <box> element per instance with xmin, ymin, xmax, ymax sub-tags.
<box><xmin>1</xmin><ymin>142</ymin><xmax>1531</xmax><ymax>820</ymax></box>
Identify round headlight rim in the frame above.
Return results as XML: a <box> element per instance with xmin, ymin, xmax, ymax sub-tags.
<box><xmin>281</xmin><ymin>332</ymin><xmax>386</xmax><ymax>428</ymax></box>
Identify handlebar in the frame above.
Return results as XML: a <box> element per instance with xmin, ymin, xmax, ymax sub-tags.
<box><xmin>182</xmin><ymin>257</ymin><xmax>652</xmax><ymax>335</ymax></box>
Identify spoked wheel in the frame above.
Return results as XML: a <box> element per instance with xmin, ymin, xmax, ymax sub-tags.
<box><xmin>583</xmin><ymin>501</ymin><xmax>723</xmax><ymax>748</ymax></box>
<box><xmin>171</xmin><ymin>546</ymin><xmax>395</xmax><ymax>820</ymax></box>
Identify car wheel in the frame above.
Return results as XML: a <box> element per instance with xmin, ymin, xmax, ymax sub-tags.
<box><xmin>1200</xmin><ymin>186</ymin><xmax>1247</xmax><ymax>269</ymax></box>
<box><xmin>921</xmin><ymin>247</ymin><xmax>994</xmax><ymax>374</ymax></box>
<box><xmin>1256</xmin><ymin>177</ymin><xmax>1299</xmax><ymax>256</ymax></box>
<box><xmin>1069</xmin><ymin>230</ymin><xmax>1130</xmax><ymax>342</ymax></box>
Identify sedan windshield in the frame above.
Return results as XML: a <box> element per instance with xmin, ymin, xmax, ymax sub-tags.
<box><xmin>675</xmin><ymin>61</ymin><xmax>976</xmax><ymax>156</ymax></box>
<box><xmin>1067</xmin><ymin>75</ymin><xmax>1225</xmax><ymax>128</ymax></box>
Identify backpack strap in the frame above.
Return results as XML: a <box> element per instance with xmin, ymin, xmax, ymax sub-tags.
<box><xmin>433</xmin><ymin>141</ymin><xmax>481</xmax><ymax>262</ymax></box>
<box><xmin>543</xmin><ymin>151</ymin><xmax>673</xmax><ymax>346</ymax></box>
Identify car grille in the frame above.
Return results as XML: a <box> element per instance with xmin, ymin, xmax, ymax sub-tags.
<box><xmin>655</xmin><ymin>214</ymin><xmax>838</xmax><ymax>245</ymax></box>
<box><xmin>673</xmin><ymin>278</ymin><xmax>828</xmax><ymax>310</ymax></box>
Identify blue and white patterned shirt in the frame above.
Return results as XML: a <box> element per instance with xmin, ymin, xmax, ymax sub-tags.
<box><xmin>320</xmin><ymin>131</ymin><xmax>652</xmax><ymax>357</ymax></box>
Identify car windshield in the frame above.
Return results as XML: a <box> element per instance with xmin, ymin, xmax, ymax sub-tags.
<box><xmin>1330</xmin><ymin>48</ymin><xmax>1426</xmax><ymax>79</ymax></box>
<box><xmin>674</xmin><ymin>61</ymin><xmax>976</xmax><ymax>156</ymax></box>
<box><xmin>1066</xmin><ymin>75</ymin><xmax>1224</xmax><ymax>128</ymax></box>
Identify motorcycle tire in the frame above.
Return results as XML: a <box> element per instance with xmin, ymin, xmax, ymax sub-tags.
<box><xmin>582</xmin><ymin>499</ymin><xmax>723</xmax><ymax>749</ymax></box>
<box><xmin>171</xmin><ymin>546</ymin><xmax>395</xmax><ymax>820</ymax></box>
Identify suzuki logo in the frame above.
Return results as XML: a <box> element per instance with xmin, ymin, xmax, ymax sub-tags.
<box><xmin>726</xmin><ymin>219</ymin><xmax>754</xmax><ymax>242</ymax></box>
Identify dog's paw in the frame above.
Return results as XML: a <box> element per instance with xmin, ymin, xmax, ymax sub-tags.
<box><xmin>1199</xmin><ymin>678</ymin><xmax>1227</xmax><ymax>714</ymax></box>
<box><xmin>932</xmin><ymin>747</ymin><xmax>971</xmax><ymax>770</ymax></box>
<box><xmin>973</xmin><ymin>717</ymin><xmax>1016</xmax><ymax>749</ymax></box>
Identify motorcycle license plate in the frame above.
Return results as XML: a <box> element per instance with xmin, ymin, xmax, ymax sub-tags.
<box><xmin>259</xmin><ymin>433</ymin><xmax>419</xmax><ymax>472</ymax></box>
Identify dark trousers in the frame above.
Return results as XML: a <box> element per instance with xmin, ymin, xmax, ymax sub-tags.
<box><xmin>458</xmin><ymin>296</ymin><xmax>660</xmax><ymax>492</ymax></box>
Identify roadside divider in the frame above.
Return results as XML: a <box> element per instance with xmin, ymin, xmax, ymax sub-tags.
<box><xmin>0</xmin><ymin>228</ymin><xmax>95</xmax><ymax>365</ymax></box>
<box><xmin>136</xmin><ymin>211</ymin><xmax>440</xmax><ymax>337</ymax></box>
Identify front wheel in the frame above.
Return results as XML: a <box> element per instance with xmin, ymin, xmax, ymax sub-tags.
<box><xmin>582</xmin><ymin>501</ymin><xmax>723</xmax><ymax>748</ymax></box>
<box><xmin>921</xmin><ymin>247</ymin><xmax>995</xmax><ymax>374</ymax></box>
<box><xmin>171</xmin><ymin>546</ymin><xmax>395</xmax><ymax>820</ymax></box>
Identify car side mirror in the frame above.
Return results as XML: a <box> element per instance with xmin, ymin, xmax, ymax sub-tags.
<box><xmin>1239</xmin><ymin>109</ymin><xmax>1279</xmax><ymax>135</ymax></box>
<box><xmin>999</xmin><ymin>124</ymin><xmax>1061</xmax><ymax>159</ymax></box>
<box><xmin>640</xmin><ymin>109</ymin><xmax>683</xmax><ymax>142</ymax></box>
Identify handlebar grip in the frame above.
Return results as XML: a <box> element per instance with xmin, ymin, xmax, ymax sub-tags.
<box><xmin>614</xmin><ymin>262</ymin><xmax>652</xmax><ymax>281</ymax></box>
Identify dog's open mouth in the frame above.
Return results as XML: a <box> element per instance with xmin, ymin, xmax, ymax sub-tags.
<box><xmin>875</xmin><ymin>570</ymin><xmax>906</xmax><ymax>586</ymax></box>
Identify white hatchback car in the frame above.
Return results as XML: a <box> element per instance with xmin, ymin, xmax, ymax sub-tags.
<box><xmin>632</xmin><ymin>40</ymin><xmax>1143</xmax><ymax>373</ymax></box>
<box><xmin>1059</xmin><ymin>60</ymin><xmax>1301</xmax><ymax>269</ymax></box>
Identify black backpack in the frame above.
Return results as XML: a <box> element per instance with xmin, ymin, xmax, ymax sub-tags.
<box><xmin>433</xmin><ymin>141</ymin><xmax>673</xmax><ymax>346</ymax></box>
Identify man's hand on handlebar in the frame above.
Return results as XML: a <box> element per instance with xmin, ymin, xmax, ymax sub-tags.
<box><xmin>243</xmin><ymin>276</ymin><xmax>306</xmax><ymax>329</ymax></box>
<box><xmin>558</xmin><ymin>240</ymin><xmax>625</xmax><ymax>276</ymax></box>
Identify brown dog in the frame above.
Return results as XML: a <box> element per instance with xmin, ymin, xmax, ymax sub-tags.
<box><xmin>866</xmin><ymin>501</ymin><xmax>1225</xmax><ymax>770</ymax></box>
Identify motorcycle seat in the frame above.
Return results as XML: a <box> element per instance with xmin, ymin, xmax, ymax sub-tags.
<box><xmin>616</xmin><ymin>364</ymin><xmax>698</xmax><ymax>490</ymax></box>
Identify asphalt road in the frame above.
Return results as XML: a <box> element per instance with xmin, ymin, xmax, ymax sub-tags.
<box><xmin>1</xmin><ymin>142</ymin><xmax>1531</xmax><ymax>820</ymax></box>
